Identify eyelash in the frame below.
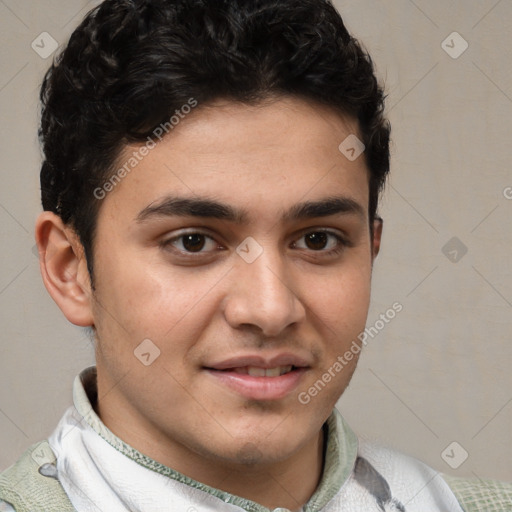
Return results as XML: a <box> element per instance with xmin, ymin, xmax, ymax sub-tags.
<box><xmin>159</xmin><ymin>229</ymin><xmax>350</xmax><ymax>259</ymax></box>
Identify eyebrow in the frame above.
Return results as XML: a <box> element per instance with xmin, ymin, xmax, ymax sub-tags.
<box><xmin>136</xmin><ymin>195</ymin><xmax>366</xmax><ymax>223</ymax></box>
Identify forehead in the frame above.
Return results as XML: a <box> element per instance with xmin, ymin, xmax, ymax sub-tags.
<box><xmin>100</xmin><ymin>97</ymin><xmax>370</xmax><ymax>224</ymax></box>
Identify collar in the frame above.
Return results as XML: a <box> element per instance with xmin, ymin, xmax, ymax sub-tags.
<box><xmin>73</xmin><ymin>366</ymin><xmax>358</xmax><ymax>512</ymax></box>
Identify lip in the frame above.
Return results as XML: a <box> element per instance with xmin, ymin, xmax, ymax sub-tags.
<box><xmin>205</xmin><ymin>367</ymin><xmax>308</xmax><ymax>401</ymax></box>
<box><xmin>204</xmin><ymin>352</ymin><xmax>311</xmax><ymax>401</ymax></box>
<box><xmin>206</xmin><ymin>353</ymin><xmax>312</xmax><ymax>371</ymax></box>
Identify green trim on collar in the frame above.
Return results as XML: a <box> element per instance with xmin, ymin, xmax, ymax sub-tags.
<box><xmin>74</xmin><ymin>366</ymin><xmax>358</xmax><ymax>512</ymax></box>
<box><xmin>303</xmin><ymin>412</ymin><xmax>358</xmax><ymax>512</ymax></box>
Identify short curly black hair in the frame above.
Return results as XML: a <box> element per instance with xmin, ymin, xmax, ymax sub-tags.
<box><xmin>39</xmin><ymin>0</ymin><xmax>390</xmax><ymax>283</ymax></box>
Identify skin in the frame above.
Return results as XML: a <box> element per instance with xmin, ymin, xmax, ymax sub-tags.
<box><xmin>36</xmin><ymin>97</ymin><xmax>382</xmax><ymax>510</ymax></box>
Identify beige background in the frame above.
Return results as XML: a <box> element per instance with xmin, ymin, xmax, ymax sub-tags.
<box><xmin>0</xmin><ymin>0</ymin><xmax>511</xmax><ymax>482</ymax></box>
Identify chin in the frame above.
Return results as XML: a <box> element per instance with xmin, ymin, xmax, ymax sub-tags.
<box><xmin>194</xmin><ymin>431</ymin><xmax>304</xmax><ymax>468</ymax></box>
<box><xmin>236</xmin><ymin>428</ymin><xmax>314</xmax><ymax>465</ymax></box>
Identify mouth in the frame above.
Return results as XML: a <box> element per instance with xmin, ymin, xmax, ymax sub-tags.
<box><xmin>227</xmin><ymin>365</ymin><xmax>295</xmax><ymax>377</ymax></box>
<box><xmin>204</xmin><ymin>355</ymin><xmax>310</xmax><ymax>401</ymax></box>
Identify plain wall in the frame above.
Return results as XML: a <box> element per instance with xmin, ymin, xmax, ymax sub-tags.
<box><xmin>0</xmin><ymin>0</ymin><xmax>511</xmax><ymax>481</ymax></box>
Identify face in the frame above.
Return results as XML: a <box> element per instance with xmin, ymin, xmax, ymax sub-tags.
<box><xmin>87</xmin><ymin>97</ymin><xmax>380</xmax><ymax>472</ymax></box>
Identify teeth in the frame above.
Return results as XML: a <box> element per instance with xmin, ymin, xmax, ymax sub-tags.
<box><xmin>247</xmin><ymin>366</ymin><xmax>267</xmax><ymax>377</ymax></box>
<box><xmin>264</xmin><ymin>367</ymin><xmax>282</xmax><ymax>377</ymax></box>
<box><xmin>245</xmin><ymin>365</ymin><xmax>293</xmax><ymax>377</ymax></box>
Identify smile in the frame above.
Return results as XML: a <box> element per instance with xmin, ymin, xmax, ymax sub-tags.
<box><xmin>205</xmin><ymin>364</ymin><xmax>308</xmax><ymax>401</ymax></box>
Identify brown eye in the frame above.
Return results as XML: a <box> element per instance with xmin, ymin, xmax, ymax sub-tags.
<box><xmin>162</xmin><ymin>232</ymin><xmax>219</xmax><ymax>254</ymax></box>
<box><xmin>304</xmin><ymin>232</ymin><xmax>329</xmax><ymax>250</ymax></box>
<box><xmin>182</xmin><ymin>234</ymin><xmax>206</xmax><ymax>252</ymax></box>
<box><xmin>293</xmin><ymin>230</ymin><xmax>347</xmax><ymax>256</ymax></box>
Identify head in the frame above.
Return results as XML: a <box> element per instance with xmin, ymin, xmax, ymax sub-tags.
<box><xmin>36</xmin><ymin>0</ymin><xmax>390</xmax><ymax>480</ymax></box>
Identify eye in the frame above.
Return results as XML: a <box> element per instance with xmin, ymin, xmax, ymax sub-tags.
<box><xmin>162</xmin><ymin>232</ymin><xmax>219</xmax><ymax>253</ymax></box>
<box><xmin>293</xmin><ymin>230</ymin><xmax>346</xmax><ymax>253</ymax></box>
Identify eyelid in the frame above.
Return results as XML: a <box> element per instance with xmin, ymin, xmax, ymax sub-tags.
<box><xmin>161</xmin><ymin>227</ymin><xmax>219</xmax><ymax>241</ymax></box>
<box><xmin>293</xmin><ymin>226</ymin><xmax>350</xmax><ymax>242</ymax></box>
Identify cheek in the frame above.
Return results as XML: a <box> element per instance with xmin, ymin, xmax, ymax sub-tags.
<box><xmin>91</xmin><ymin>248</ymin><xmax>227</xmax><ymax>349</ymax></box>
<box><xmin>304</xmin><ymin>259</ymin><xmax>372</xmax><ymax>339</ymax></box>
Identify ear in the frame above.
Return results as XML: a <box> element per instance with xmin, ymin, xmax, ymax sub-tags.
<box><xmin>371</xmin><ymin>217</ymin><xmax>383</xmax><ymax>262</ymax></box>
<box><xmin>35</xmin><ymin>211</ymin><xmax>94</xmax><ymax>327</ymax></box>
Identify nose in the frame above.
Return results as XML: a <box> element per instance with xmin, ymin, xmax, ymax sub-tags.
<box><xmin>222</xmin><ymin>248</ymin><xmax>306</xmax><ymax>338</ymax></box>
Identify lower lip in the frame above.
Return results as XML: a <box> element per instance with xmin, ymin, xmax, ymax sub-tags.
<box><xmin>205</xmin><ymin>368</ymin><xmax>307</xmax><ymax>401</ymax></box>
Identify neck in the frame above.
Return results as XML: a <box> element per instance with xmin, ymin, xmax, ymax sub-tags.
<box><xmin>213</xmin><ymin>428</ymin><xmax>326</xmax><ymax>510</ymax></box>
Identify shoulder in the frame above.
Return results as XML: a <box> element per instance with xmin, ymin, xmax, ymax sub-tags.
<box><xmin>442</xmin><ymin>473</ymin><xmax>512</xmax><ymax>512</ymax></box>
<box><xmin>357</xmin><ymin>440</ymin><xmax>511</xmax><ymax>512</ymax></box>
<box><xmin>0</xmin><ymin>440</ymin><xmax>75</xmax><ymax>512</ymax></box>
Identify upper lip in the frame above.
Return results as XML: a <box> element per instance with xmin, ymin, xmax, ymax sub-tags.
<box><xmin>205</xmin><ymin>353</ymin><xmax>312</xmax><ymax>370</ymax></box>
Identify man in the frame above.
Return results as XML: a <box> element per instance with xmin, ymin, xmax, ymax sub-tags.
<box><xmin>0</xmin><ymin>0</ymin><xmax>510</xmax><ymax>510</ymax></box>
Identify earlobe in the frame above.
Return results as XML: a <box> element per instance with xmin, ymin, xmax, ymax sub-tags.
<box><xmin>371</xmin><ymin>217</ymin><xmax>383</xmax><ymax>262</ymax></box>
<box><xmin>35</xmin><ymin>211</ymin><xmax>94</xmax><ymax>327</ymax></box>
